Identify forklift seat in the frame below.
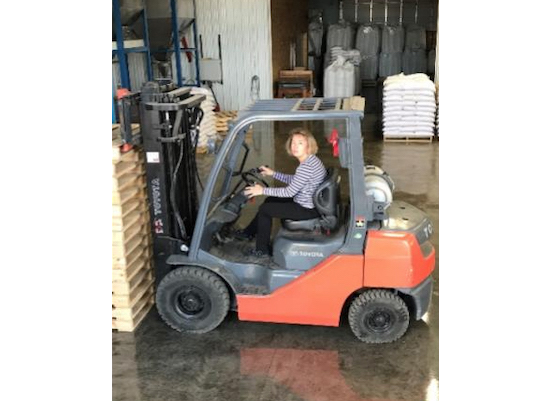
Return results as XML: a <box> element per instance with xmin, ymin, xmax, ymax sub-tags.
<box><xmin>283</xmin><ymin>168</ymin><xmax>340</xmax><ymax>232</ymax></box>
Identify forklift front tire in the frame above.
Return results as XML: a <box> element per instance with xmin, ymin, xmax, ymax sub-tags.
<box><xmin>156</xmin><ymin>266</ymin><xmax>230</xmax><ymax>334</ymax></box>
<box><xmin>348</xmin><ymin>289</ymin><xmax>410</xmax><ymax>344</ymax></box>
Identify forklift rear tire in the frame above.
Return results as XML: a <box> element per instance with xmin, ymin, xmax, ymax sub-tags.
<box><xmin>156</xmin><ymin>266</ymin><xmax>230</xmax><ymax>334</ymax></box>
<box><xmin>348</xmin><ymin>289</ymin><xmax>410</xmax><ymax>344</ymax></box>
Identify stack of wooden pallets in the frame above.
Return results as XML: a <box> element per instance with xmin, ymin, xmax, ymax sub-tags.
<box><xmin>112</xmin><ymin>124</ymin><xmax>155</xmax><ymax>332</ymax></box>
<box><xmin>215</xmin><ymin>110</ymin><xmax>238</xmax><ymax>136</ymax></box>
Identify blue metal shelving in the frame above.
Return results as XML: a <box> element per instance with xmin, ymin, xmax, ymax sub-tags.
<box><xmin>112</xmin><ymin>0</ymin><xmax>153</xmax><ymax>90</ymax></box>
<box><xmin>151</xmin><ymin>0</ymin><xmax>201</xmax><ymax>87</ymax></box>
<box><xmin>112</xmin><ymin>0</ymin><xmax>201</xmax><ymax>121</ymax></box>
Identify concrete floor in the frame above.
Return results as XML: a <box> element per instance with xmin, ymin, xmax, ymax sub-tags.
<box><xmin>113</xmin><ymin>114</ymin><xmax>439</xmax><ymax>401</ymax></box>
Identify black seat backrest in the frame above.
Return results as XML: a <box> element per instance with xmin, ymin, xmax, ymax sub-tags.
<box><xmin>281</xmin><ymin>168</ymin><xmax>340</xmax><ymax>232</ymax></box>
<box><xmin>314</xmin><ymin>168</ymin><xmax>340</xmax><ymax>218</ymax></box>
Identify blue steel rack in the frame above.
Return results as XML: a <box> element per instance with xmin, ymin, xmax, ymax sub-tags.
<box><xmin>112</xmin><ymin>0</ymin><xmax>153</xmax><ymax>90</ymax></box>
<box><xmin>150</xmin><ymin>0</ymin><xmax>201</xmax><ymax>87</ymax></box>
<box><xmin>112</xmin><ymin>0</ymin><xmax>201</xmax><ymax>122</ymax></box>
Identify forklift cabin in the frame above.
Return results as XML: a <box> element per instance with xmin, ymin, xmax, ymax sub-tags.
<box><xmin>138</xmin><ymin>85</ymin><xmax>435</xmax><ymax>343</ymax></box>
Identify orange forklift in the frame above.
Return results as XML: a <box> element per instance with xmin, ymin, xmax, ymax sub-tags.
<box><xmin>137</xmin><ymin>84</ymin><xmax>435</xmax><ymax>343</ymax></box>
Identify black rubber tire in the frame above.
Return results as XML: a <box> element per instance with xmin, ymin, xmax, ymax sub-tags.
<box><xmin>156</xmin><ymin>267</ymin><xmax>230</xmax><ymax>334</ymax></box>
<box><xmin>348</xmin><ymin>289</ymin><xmax>410</xmax><ymax>344</ymax></box>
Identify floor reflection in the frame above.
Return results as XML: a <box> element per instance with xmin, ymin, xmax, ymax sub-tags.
<box><xmin>114</xmin><ymin>311</ymin><xmax>436</xmax><ymax>401</ymax></box>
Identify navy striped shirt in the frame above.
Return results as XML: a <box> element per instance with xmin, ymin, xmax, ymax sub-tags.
<box><xmin>263</xmin><ymin>154</ymin><xmax>327</xmax><ymax>209</ymax></box>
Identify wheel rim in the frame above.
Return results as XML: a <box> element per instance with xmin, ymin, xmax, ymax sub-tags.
<box><xmin>173</xmin><ymin>285</ymin><xmax>212</xmax><ymax>320</ymax></box>
<box><xmin>364</xmin><ymin>307</ymin><xmax>395</xmax><ymax>333</ymax></box>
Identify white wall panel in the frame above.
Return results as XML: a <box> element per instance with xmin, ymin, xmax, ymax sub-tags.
<box><xmin>112</xmin><ymin>53</ymin><xmax>148</xmax><ymax>92</ymax></box>
<box><xmin>194</xmin><ymin>0</ymin><xmax>272</xmax><ymax>111</ymax></box>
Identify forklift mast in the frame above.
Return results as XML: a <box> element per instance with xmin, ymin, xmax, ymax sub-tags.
<box><xmin>138</xmin><ymin>82</ymin><xmax>206</xmax><ymax>285</ymax></box>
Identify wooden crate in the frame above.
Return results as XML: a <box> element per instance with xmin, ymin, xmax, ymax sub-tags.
<box><xmin>279</xmin><ymin>69</ymin><xmax>313</xmax><ymax>83</ymax></box>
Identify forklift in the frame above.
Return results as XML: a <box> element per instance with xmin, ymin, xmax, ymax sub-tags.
<box><xmin>133</xmin><ymin>83</ymin><xmax>435</xmax><ymax>343</ymax></box>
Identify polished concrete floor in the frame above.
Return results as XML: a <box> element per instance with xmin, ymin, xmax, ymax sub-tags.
<box><xmin>113</xmin><ymin>114</ymin><xmax>439</xmax><ymax>401</ymax></box>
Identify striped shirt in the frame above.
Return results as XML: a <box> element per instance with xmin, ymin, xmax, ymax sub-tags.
<box><xmin>263</xmin><ymin>154</ymin><xmax>327</xmax><ymax>209</ymax></box>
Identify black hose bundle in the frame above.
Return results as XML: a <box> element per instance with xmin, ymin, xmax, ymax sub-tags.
<box><xmin>169</xmin><ymin>106</ymin><xmax>204</xmax><ymax>241</ymax></box>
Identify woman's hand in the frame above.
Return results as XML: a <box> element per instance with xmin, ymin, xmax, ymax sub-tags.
<box><xmin>259</xmin><ymin>165</ymin><xmax>274</xmax><ymax>177</ymax></box>
<box><xmin>244</xmin><ymin>184</ymin><xmax>264</xmax><ymax>198</ymax></box>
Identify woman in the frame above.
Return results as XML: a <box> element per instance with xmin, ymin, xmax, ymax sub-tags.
<box><xmin>241</xmin><ymin>127</ymin><xmax>327</xmax><ymax>258</ymax></box>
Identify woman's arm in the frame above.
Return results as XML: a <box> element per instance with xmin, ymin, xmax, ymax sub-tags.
<box><xmin>272</xmin><ymin>171</ymin><xmax>294</xmax><ymax>184</ymax></box>
<box><xmin>263</xmin><ymin>166</ymin><xmax>308</xmax><ymax>198</ymax></box>
<box><xmin>259</xmin><ymin>165</ymin><xmax>293</xmax><ymax>184</ymax></box>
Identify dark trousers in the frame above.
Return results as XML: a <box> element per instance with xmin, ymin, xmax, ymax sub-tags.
<box><xmin>244</xmin><ymin>197</ymin><xmax>320</xmax><ymax>253</ymax></box>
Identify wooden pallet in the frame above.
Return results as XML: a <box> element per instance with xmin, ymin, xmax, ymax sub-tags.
<box><xmin>112</xmin><ymin>231</ymin><xmax>147</xmax><ymax>261</ymax></box>
<box><xmin>383</xmin><ymin>135</ymin><xmax>434</xmax><ymax>143</ymax></box>
<box><xmin>112</xmin><ymin>287</ymin><xmax>155</xmax><ymax>332</ymax></box>
<box><xmin>342</xmin><ymin>96</ymin><xmax>365</xmax><ymax>112</ymax></box>
<box><xmin>113</xmin><ymin>243</ymin><xmax>146</xmax><ymax>272</ymax></box>
<box><xmin>112</xmin><ymin>171</ymin><xmax>143</xmax><ymax>193</ymax></box>
<box><xmin>112</xmin><ymin>198</ymin><xmax>142</xmax><ymax>218</ymax></box>
<box><xmin>113</xmin><ymin>207</ymin><xmax>143</xmax><ymax>231</ymax></box>
<box><xmin>196</xmin><ymin>145</ymin><xmax>208</xmax><ymax>154</ymax></box>
<box><xmin>112</xmin><ymin>298</ymin><xmax>154</xmax><ymax>332</ymax></box>
<box><xmin>113</xmin><ymin>146</ymin><xmax>145</xmax><ymax>164</ymax></box>
<box><xmin>215</xmin><ymin>110</ymin><xmax>238</xmax><ymax>120</ymax></box>
<box><xmin>113</xmin><ymin>272</ymin><xmax>155</xmax><ymax>308</ymax></box>
<box><xmin>113</xmin><ymin>260</ymin><xmax>153</xmax><ymax>295</ymax></box>
<box><xmin>112</xmin><ymin>185</ymin><xmax>141</xmax><ymax>206</ymax></box>
<box><xmin>112</xmin><ymin>125</ymin><xmax>155</xmax><ymax>332</ymax></box>
<box><xmin>112</xmin><ymin>249</ymin><xmax>150</xmax><ymax>281</ymax></box>
<box><xmin>112</xmin><ymin>161</ymin><xmax>138</xmax><ymax>178</ymax></box>
<box><xmin>215</xmin><ymin>110</ymin><xmax>238</xmax><ymax>134</ymax></box>
<box><xmin>112</xmin><ymin>217</ymin><xmax>146</xmax><ymax>246</ymax></box>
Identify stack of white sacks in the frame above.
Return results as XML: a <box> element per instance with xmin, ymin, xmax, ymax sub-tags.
<box><xmin>382</xmin><ymin>73</ymin><xmax>436</xmax><ymax>139</ymax></box>
<box><xmin>190</xmin><ymin>87</ymin><xmax>217</xmax><ymax>150</ymax></box>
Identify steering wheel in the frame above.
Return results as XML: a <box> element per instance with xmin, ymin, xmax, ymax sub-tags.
<box><xmin>241</xmin><ymin>168</ymin><xmax>269</xmax><ymax>187</ymax></box>
<box><xmin>213</xmin><ymin>168</ymin><xmax>269</xmax><ymax>224</ymax></box>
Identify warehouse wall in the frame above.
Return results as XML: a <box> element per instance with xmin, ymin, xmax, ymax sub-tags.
<box><xmin>270</xmin><ymin>0</ymin><xmax>309</xmax><ymax>89</ymax></box>
<box><xmin>195</xmin><ymin>0</ymin><xmax>272</xmax><ymax>111</ymax></box>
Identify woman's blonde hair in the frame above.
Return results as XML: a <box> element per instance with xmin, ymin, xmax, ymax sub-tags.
<box><xmin>285</xmin><ymin>127</ymin><xmax>318</xmax><ymax>156</ymax></box>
